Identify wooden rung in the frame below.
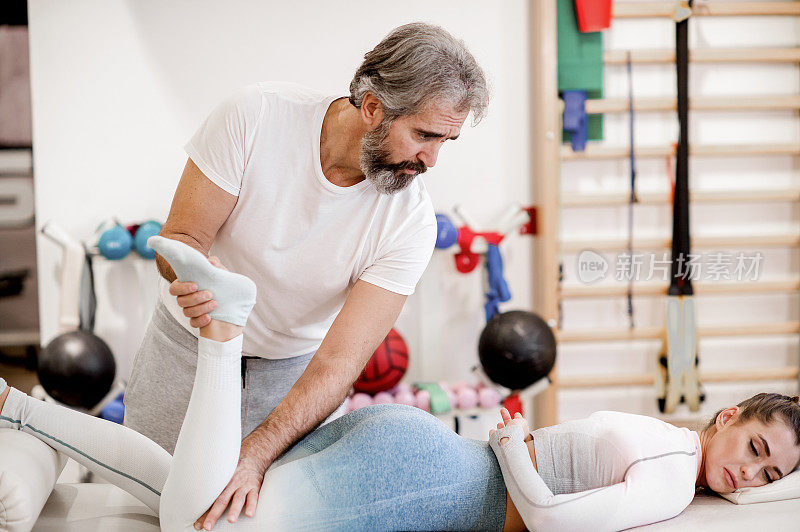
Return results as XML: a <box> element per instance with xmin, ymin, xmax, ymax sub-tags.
<box><xmin>702</xmin><ymin>367</ymin><xmax>800</xmax><ymax>383</ymax></box>
<box><xmin>556</xmin><ymin>321</ymin><xmax>799</xmax><ymax>343</ymax></box>
<box><xmin>560</xmin><ymin>279</ymin><xmax>800</xmax><ymax>299</ymax></box>
<box><xmin>562</xmin><ymin>188</ymin><xmax>800</xmax><ymax>207</ymax></box>
<box><xmin>604</xmin><ymin>47</ymin><xmax>800</xmax><ymax>64</ymax></box>
<box><xmin>558</xmin><ymin>325</ymin><xmax>664</xmax><ymax>342</ymax></box>
<box><xmin>560</xmin><ymin>233</ymin><xmax>800</xmax><ymax>253</ymax></box>
<box><xmin>558</xmin><ymin>366</ymin><xmax>799</xmax><ymax>389</ymax></box>
<box><xmin>614</xmin><ymin>2</ymin><xmax>800</xmax><ymax>18</ymax></box>
<box><xmin>562</xmin><ymin>143</ymin><xmax>800</xmax><ymax>160</ymax></box>
<box><xmin>559</xmin><ymin>95</ymin><xmax>800</xmax><ymax>114</ymax></box>
<box><xmin>0</xmin><ymin>330</ymin><xmax>39</xmax><ymax>346</ymax></box>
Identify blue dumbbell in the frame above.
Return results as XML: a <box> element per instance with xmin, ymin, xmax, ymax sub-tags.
<box><xmin>133</xmin><ymin>220</ymin><xmax>162</xmax><ymax>259</ymax></box>
<box><xmin>98</xmin><ymin>224</ymin><xmax>133</xmax><ymax>260</ymax></box>
<box><xmin>101</xmin><ymin>392</ymin><xmax>125</xmax><ymax>424</ymax></box>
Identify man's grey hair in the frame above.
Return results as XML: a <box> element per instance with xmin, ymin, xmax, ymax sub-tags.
<box><xmin>349</xmin><ymin>22</ymin><xmax>489</xmax><ymax>125</ymax></box>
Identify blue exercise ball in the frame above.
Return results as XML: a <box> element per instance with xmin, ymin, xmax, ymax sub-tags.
<box><xmin>435</xmin><ymin>213</ymin><xmax>458</xmax><ymax>249</ymax></box>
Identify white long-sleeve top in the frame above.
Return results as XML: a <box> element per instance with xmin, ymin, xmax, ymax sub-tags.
<box><xmin>489</xmin><ymin>411</ymin><xmax>702</xmax><ymax>531</ymax></box>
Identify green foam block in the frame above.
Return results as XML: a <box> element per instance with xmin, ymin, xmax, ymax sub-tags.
<box><xmin>413</xmin><ymin>382</ymin><xmax>451</xmax><ymax>414</ymax></box>
<box><xmin>557</xmin><ymin>0</ymin><xmax>605</xmax><ymax>142</ymax></box>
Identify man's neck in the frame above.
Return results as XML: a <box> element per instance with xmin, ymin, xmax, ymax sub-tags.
<box><xmin>320</xmin><ymin>98</ymin><xmax>367</xmax><ymax>187</ymax></box>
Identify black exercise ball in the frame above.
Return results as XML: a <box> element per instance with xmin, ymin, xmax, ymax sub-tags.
<box><xmin>37</xmin><ymin>330</ymin><xmax>116</xmax><ymax>409</ymax></box>
<box><xmin>478</xmin><ymin>310</ymin><xmax>557</xmax><ymax>390</ymax></box>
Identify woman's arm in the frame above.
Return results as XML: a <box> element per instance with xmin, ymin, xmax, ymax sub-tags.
<box><xmin>489</xmin><ymin>423</ymin><xmax>696</xmax><ymax>532</ymax></box>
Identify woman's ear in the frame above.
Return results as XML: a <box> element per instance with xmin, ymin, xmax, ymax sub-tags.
<box><xmin>716</xmin><ymin>406</ymin><xmax>740</xmax><ymax>430</ymax></box>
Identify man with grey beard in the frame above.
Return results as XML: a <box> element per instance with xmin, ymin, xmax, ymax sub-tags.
<box><xmin>123</xmin><ymin>21</ymin><xmax>488</xmax><ymax>530</ymax></box>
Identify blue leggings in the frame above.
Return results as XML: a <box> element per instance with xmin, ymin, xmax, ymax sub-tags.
<box><xmin>267</xmin><ymin>404</ymin><xmax>508</xmax><ymax>530</ymax></box>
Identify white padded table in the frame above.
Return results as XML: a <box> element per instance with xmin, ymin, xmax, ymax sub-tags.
<box><xmin>633</xmin><ymin>491</ymin><xmax>800</xmax><ymax>530</ymax></box>
<box><xmin>29</xmin><ymin>482</ymin><xmax>800</xmax><ymax>531</ymax></box>
<box><xmin>33</xmin><ymin>484</ymin><xmax>158</xmax><ymax>532</ymax></box>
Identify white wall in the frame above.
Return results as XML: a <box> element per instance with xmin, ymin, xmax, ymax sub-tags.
<box><xmin>28</xmin><ymin>1</ymin><xmax>800</xmax><ymax>433</ymax></box>
<box><xmin>27</xmin><ymin>0</ymin><xmax>531</xmax><ymax>406</ymax></box>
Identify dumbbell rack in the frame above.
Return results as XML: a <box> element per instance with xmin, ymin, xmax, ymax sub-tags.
<box><xmin>530</xmin><ymin>1</ymin><xmax>800</xmax><ymax>428</ymax></box>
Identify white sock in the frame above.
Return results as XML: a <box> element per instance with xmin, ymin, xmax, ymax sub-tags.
<box><xmin>148</xmin><ymin>236</ymin><xmax>257</xmax><ymax>326</ymax></box>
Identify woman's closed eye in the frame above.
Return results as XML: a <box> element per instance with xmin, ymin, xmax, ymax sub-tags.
<box><xmin>750</xmin><ymin>440</ymin><xmax>773</xmax><ymax>483</ymax></box>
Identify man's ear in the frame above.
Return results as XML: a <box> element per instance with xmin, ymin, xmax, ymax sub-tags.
<box><xmin>359</xmin><ymin>92</ymin><xmax>384</xmax><ymax>129</ymax></box>
<box><xmin>716</xmin><ymin>406</ymin><xmax>740</xmax><ymax>429</ymax></box>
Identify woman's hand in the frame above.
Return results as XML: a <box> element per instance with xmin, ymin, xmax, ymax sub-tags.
<box><xmin>169</xmin><ymin>256</ymin><xmax>228</xmax><ymax>328</ymax></box>
<box><xmin>488</xmin><ymin>407</ymin><xmax>532</xmax><ymax>445</ymax></box>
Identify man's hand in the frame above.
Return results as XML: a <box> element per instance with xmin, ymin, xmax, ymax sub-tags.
<box><xmin>193</xmin><ymin>450</ymin><xmax>265</xmax><ymax>530</ymax></box>
<box><xmin>169</xmin><ymin>256</ymin><xmax>226</xmax><ymax>328</ymax></box>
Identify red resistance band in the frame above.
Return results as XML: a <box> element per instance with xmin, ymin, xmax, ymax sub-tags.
<box><xmin>454</xmin><ymin>225</ymin><xmax>504</xmax><ymax>273</ymax></box>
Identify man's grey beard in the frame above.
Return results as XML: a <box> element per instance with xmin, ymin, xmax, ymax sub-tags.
<box><xmin>360</xmin><ymin>118</ymin><xmax>427</xmax><ymax>195</ymax></box>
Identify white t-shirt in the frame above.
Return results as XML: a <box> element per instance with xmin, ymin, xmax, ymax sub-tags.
<box><xmin>159</xmin><ymin>82</ymin><xmax>437</xmax><ymax>359</ymax></box>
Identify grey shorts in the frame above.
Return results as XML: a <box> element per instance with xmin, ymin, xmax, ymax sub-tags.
<box><xmin>123</xmin><ymin>301</ymin><xmax>346</xmax><ymax>454</ymax></box>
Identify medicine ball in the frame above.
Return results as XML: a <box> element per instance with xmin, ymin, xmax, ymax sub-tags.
<box><xmin>37</xmin><ymin>330</ymin><xmax>116</xmax><ymax>409</ymax></box>
<box><xmin>353</xmin><ymin>328</ymin><xmax>408</xmax><ymax>395</ymax></box>
<box><xmin>478</xmin><ymin>310</ymin><xmax>556</xmax><ymax>390</ymax></box>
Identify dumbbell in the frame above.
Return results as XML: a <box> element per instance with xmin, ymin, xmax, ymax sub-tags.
<box><xmin>97</xmin><ymin>219</ymin><xmax>162</xmax><ymax>260</ymax></box>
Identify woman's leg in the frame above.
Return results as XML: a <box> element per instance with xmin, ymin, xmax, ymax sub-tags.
<box><xmin>0</xmin><ymin>324</ymin><xmax>248</xmax><ymax>525</ymax></box>
<box><xmin>146</xmin><ymin>235</ymin><xmax>258</xmax><ymax>531</ymax></box>
<box><xmin>159</xmin><ymin>318</ymin><xmax>334</xmax><ymax>532</ymax></box>
<box><xmin>0</xmin><ymin>377</ymin><xmax>170</xmax><ymax>513</ymax></box>
<box><xmin>157</xmin><ymin>322</ymin><xmax>246</xmax><ymax>531</ymax></box>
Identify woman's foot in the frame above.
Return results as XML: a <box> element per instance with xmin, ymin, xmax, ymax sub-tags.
<box><xmin>147</xmin><ymin>236</ymin><xmax>257</xmax><ymax>327</ymax></box>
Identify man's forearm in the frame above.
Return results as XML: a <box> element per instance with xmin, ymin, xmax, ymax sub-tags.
<box><xmin>241</xmin><ymin>350</ymin><xmax>360</xmax><ymax>470</ymax></box>
<box><xmin>237</xmin><ymin>279</ymin><xmax>404</xmax><ymax>473</ymax></box>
